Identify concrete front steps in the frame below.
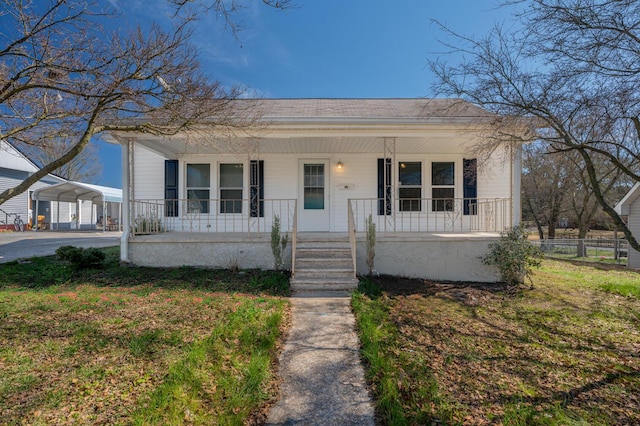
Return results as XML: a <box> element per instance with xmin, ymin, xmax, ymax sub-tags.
<box><xmin>290</xmin><ymin>235</ymin><xmax>359</xmax><ymax>292</ymax></box>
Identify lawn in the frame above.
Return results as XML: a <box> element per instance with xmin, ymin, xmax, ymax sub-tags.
<box><xmin>353</xmin><ymin>259</ymin><xmax>640</xmax><ymax>425</ymax></box>
<box><xmin>0</xmin><ymin>247</ymin><xmax>290</xmax><ymax>425</ymax></box>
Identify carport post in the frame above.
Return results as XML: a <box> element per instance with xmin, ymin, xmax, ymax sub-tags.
<box><xmin>103</xmin><ymin>200</ymin><xmax>106</xmax><ymax>233</ymax></box>
<box><xmin>34</xmin><ymin>199</ymin><xmax>39</xmax><ymax>232</ymax></box>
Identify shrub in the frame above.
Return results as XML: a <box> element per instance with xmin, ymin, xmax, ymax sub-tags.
<box><xmin>365</xmin><ymin>214</ymin><xmax>376</xmax><ymax>276</ymax></box>
<box><xmin>482</xmin><ymin>225</ymin><xmax>543</xmax><ymax>284</ymax></box>
<box><xmin>270</xmin><ymin>215</ymin><xmax>288</xmax><ymax>271</ymax></box>
<box><xmin>56</xmin><ymin>246</ymin><xmax>106</xmax><ymax>269</ymax></box>
<box><xmin>134</xmin><ymin>214</ymin><xmax>163</xmax><ymax>234</ymax></box>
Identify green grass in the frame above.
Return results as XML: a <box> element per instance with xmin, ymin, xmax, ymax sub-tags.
<box><xmin>353</xmin><ymin>260</ymin><xmax>640</xmax><ymax>425</ymax></box>
<box><xmin>0</xmin><ymin>247</ymin><xmax>290</xmax><ymax>425</ymax></box>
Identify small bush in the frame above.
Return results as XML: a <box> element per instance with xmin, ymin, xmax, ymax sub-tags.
<box><xmin>482</xmin><ymin>225</ymin><xmax>543</xmax><ymax>285</ymax></box>
<box><xmin>365</xmin><ymin>214</ymin><xmax>376</xmax><ymax>276</ymax></box>
<box><xmin>358</xmin><ymin>277</ymin><xmax>382</xmax><ymax>299</ymax></box>
<box><xmin>56</xmin><ymin>246</ymin><xmax>106</xmax><ymax>270</ymax></box>
<box><xmin>270</xmin><ymin>215</ymin><xmax>288</xmax><ymax>271</ymax></box>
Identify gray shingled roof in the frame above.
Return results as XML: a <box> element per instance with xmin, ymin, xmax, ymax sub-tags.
<box><xmin>252</xmin><ymin>98</ymin><xmax>495</xmax><ymax>120</ymax></box>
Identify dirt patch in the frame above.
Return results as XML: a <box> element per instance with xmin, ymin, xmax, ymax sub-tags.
<box><xmin>371</xmin><ymin>274</ymin><xmax>514</xmax><ymax>301</ymax></box>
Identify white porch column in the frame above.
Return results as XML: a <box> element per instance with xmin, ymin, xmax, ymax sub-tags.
<box><xmin>120</xmin><ymin>138</ymin><xmax>131</xmax><ymax>262</ymax></box>
<box><xmin>511</xmin><ymin>142</ymin><xmax>522</xmax><ymax>227</ymax></box>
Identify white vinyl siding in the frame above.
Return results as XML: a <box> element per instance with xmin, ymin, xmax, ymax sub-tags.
<box><xmin>132</xmin><ymin>144</ymin><xmax>166</xmax><ymax>200</ymax></box>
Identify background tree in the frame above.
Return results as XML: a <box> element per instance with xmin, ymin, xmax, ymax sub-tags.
<box><xmin>19</xmin><ymin>136</ymin><xmax>103</xmax><ymax>183</ymax></box>
<box><xmin>430</xmin><ymin>0</ymin><xmax>640</xmax><ymax>251</ymax></box>
<box><xmin>0</xmin><ymin>0</ymin><xmax>290</xmax><ymax>205</ymax></box>
<box><xmin>522</xmin><ymin>142</ymin><xmax>570</xmax><ymax>240</ymax></box>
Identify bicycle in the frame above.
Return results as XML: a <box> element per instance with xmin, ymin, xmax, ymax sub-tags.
<box><xmin>13</xmin><ymin>214</ymin><xmax>25</xmax><ymax>232</ymax></box>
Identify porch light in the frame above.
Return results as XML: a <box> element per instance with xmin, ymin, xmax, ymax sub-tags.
<box><xmin>336</xmin><ymin>160</ymin><xmax>344</xmax><ymax>169</ymax></box>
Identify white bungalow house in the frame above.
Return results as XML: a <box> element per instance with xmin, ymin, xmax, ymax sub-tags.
<box><xmin>0</xmin><ymin>139</ymin><xmax>122</xmax><ymax>231</ymax></box>
<box><xmin>106</xmin><ymin>98</ymin><xmax>526</xmax><ymax>288</ymax></box>
<box><xmin>615</xmin><ymin>182</ymin><xmax>640</xmax><ymax>269</ymax></box>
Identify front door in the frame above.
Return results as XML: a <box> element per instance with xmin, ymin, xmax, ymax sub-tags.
<box><xmin>298</xmin><ymin>160</ymin><xmax>330</xmax><ymax>231</ymax></box>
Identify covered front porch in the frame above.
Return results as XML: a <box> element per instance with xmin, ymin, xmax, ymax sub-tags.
<box><xmin>127</xmin><ymin>196</ymin><xmax>507</xmax><ymax>282</ymax></box>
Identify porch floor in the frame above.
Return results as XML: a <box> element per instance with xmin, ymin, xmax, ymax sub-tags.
<box><xmin>131</xmin><ymin>231</ymin><xmax>501</xmax><ymax>242</ymax></box>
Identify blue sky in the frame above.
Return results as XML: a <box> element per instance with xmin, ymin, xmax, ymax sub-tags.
<box><xmin>96</xmin><ymin>0</ymin><xmax>510</xmax><ymax>187</ymax></box>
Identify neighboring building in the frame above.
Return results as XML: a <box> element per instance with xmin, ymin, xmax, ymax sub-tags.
<box><xmin>0</xmin><ymin>140</ymin><xmax>121</xmax><ymax>230</ymax></box>
<box><xmin>615</xmin><ymin>182</ymin><xmax>640</xmax><ymax>269</ymax></box>
<box><xmin>106</xmin><ymin>98</ymin><xmax>528</xmax><ymax>286</ymax></box>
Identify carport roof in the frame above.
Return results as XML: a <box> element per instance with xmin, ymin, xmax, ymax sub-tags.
<box><xmin>32</xmin><ymin>181</ymin><xmax>122</xmax><ymax>204</ymax></box>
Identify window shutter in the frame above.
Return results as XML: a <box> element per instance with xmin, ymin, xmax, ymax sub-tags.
<box><xmin>250</xmin><ymin>160</ymin><xmax>264</xmax><ymax>218</ymax></box>
<box><xmin>463</xmin><ymin>158</ymin><xmax>477</xmax><ymax>216</ymax></box>
<box><xmin>165</xmin><ymin>160</ymin><xmax>179</xmax><ymax>217</ymax></box>
<box><xmin>377</xmin><ymin>158</ymin><xmax>392</xmax><ymax>215</ymax></box>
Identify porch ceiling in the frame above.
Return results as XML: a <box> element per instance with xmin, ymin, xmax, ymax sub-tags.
<box><xmin>134</xmin><ymin>136</ymin><xmax>475</xmax><ymax>158</ymax></box>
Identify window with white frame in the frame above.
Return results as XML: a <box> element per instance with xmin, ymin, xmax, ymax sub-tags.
<box><xmin>220</xmin><ymin>163</ymin><xmax>243</xmax><ymax>213</ymax></box>
<box><xmin>186</xmin><ymin>164</ymin><xmax>210</xmax><ymax>213</ymax></box>
<box><xmin>432</xmin><ymin>161</ymin><xmax>455</xmax><ymax>211</ymax></box>
<box><xmin>399</xmin><ymin>161</ymin><xmax>422</xmax><ymax>212</ymax></box>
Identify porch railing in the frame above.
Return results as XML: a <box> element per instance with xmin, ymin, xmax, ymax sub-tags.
<box><xmin>291</xmin><ymin>199</ymin><xmax>298</xmax><ymax>279</ymax></box>
<box><xmin>132</xmin><ymin>198</ymin><xmax>297</xmax><ymax>236</ymax></box>
<box><xmin>347</xmin><ymin>197</ymin><xmax>358</xmax><ymax>279</ymax></box>
<box><xmin>348</xmin><ymin>197</ymin><xmax>511</xmax><ymax>233</ymax></box>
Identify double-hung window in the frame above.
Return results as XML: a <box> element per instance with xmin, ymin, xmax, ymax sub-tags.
<box><xmin>186</xmin><ymin>164</ymin><xmax>210</xmax><ymax>213</ymax></box>
<box><xmin>399</xmin><ymin>162</ymin><xmax>422</xmax><ymax>212</ymax></box>
<box><xmin>220</xmin><ymin>163</ymin><xmax>243</xmax><ymax>213</ymax></box>
<box><xmin>432</xmin><ymin>162</ymin><xmax>455</xmax><ymax>212</ymax></box>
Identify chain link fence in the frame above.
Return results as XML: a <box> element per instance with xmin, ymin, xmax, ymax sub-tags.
<box><xmin>532</xmin><ymin>238</ymin><xmax>628</xmax><ymax>265</ymax></box>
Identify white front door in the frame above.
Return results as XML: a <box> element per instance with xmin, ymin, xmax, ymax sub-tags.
<box><xmin>298</xmin><ymin>160</ymin><xmax>330</xmax><ymax>231</ymax></box>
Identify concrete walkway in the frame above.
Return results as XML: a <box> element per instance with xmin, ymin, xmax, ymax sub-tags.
<box><xmin>266</xmin><ymin>292</ymin><xmax>375</xmax><ymax>426</ymax></box>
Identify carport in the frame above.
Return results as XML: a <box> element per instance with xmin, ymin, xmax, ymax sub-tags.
<box><xmin>31</xmin><ymin>182</ymin><xmax>123</xmax><ymax>232</ymax></box>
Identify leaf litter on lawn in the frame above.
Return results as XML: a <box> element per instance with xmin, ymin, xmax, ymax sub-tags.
<box><xmin>356</xmin><ymin>261</ymin><xmax>640</xmax><ymax>425</ymax></box>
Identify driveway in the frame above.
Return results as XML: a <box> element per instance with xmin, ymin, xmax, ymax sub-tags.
<box><xmin>0</xmin><ymin>230</ymin><xmax>121</xmax><ymax>263</ymax></box>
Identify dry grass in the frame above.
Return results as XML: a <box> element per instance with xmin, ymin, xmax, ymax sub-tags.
<box><xmin>0</xmin><ymin>248</ymin><xmax>290</xmax><ymax>425</ymax></box>
<box><xmin>354</xmin><ymin>260</ymin><xmax>640</xmax><ymax>425</ymax></box>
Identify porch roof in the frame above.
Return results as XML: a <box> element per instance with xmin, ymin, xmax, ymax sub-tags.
<box><xmin>105</xmin><ymin>98</ymin><xmax>514</xmax><ymax>158</ymax></box>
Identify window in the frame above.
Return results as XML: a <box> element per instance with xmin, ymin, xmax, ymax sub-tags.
<box><xmin>432</xmin><ymin>162</ymin><xmax>454</xmax><ymax>211</ymax></box>
<box><xmin>303</xmin><ymin>164</ymin><xmax>325</xmax><ymax>209</ymax></box>
<box><xmin>220</xmin><ymin>163</ymin><xmax>243</xmax><ymax>213</ymax></box>
<box><xmin>186</xmin><ymin>164</ymin><xmax>210</xmax><ymax>213</ymax></box>
<box><xmin>399</xmin><ymin>162</ymin><xmax>422</xmax><ymax>212</ymax></box>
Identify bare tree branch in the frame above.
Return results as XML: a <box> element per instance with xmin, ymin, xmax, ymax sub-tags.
<box><xmin>0</xmin><ymin>0</ymin><xmax>284</xmax><ymax>206</ymax></box>
<box><xmin>430</xmin><ymin>0</ymin><xmax>640</xmax><ymax>251</ymax></box>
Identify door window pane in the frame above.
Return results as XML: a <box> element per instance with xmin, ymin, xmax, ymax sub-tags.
<box><xmin>304</xmin><ymin>164</ymin><xmax>325</xmax><ymax>210</ymax></box>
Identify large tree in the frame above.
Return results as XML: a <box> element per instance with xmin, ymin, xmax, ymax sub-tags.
<box><xmin>430</xmin><ymin>0</ymin><xmax>640</xmax><ymax>251</ymax></box>
<box><xmin>0</xmin><ymin>0</ymin><xmax>289</xmax><ymax>205</ymax></box>
<box><xmin>522</xmin><ymin>142</ymin><xmax>570</xmax><ymax>240</ymax></box>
